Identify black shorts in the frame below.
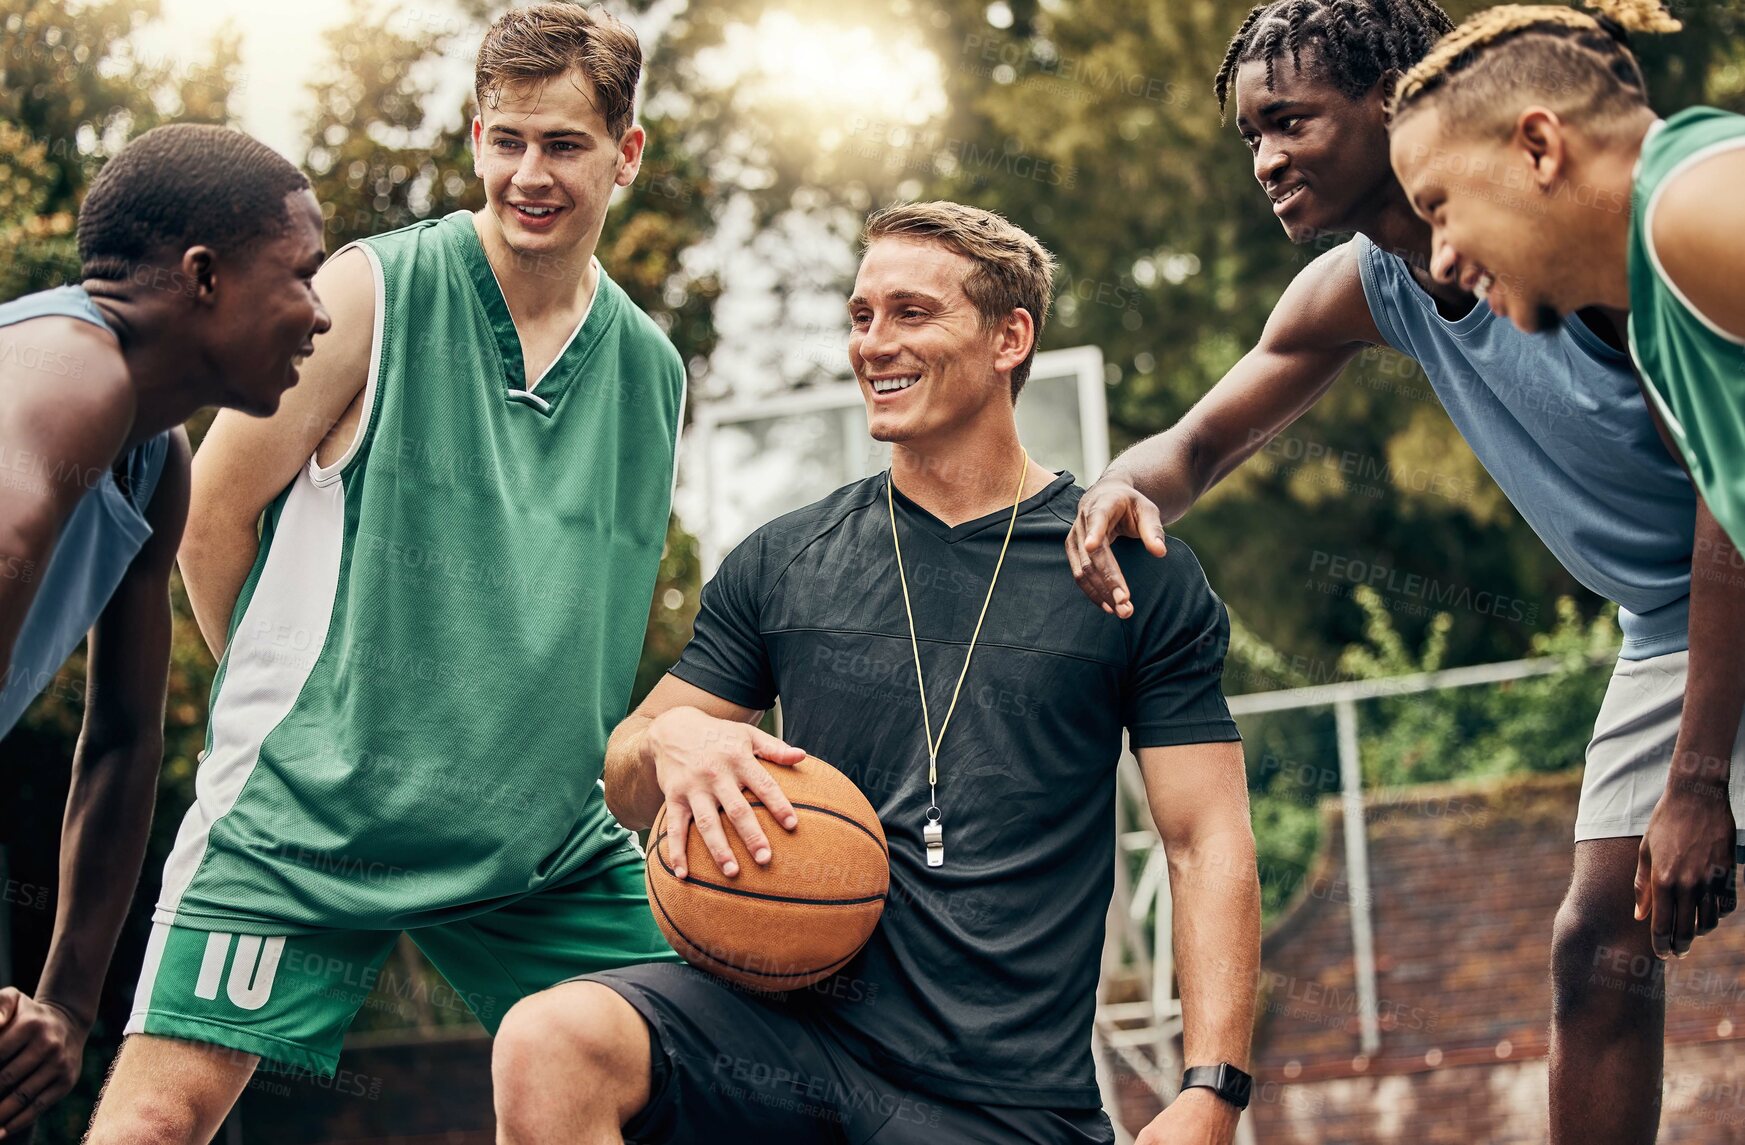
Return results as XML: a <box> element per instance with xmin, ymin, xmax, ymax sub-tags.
<box><xmin>585</xmin><ymin>963</ymin><xmax>1115</xmax><ymax>1145</ymax></box>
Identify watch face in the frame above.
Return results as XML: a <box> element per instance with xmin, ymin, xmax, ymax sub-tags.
<box><xmin>1226</xmin><ymin>1070</ymin><xmax>1253</xmax><ymax>1104</ymax></box>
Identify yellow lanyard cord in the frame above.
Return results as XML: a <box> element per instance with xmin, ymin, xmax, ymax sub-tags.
<box><xmin>887</xmin><ymin>451</ymin><xmax>1029</xmax><ymax>805</ymax></box>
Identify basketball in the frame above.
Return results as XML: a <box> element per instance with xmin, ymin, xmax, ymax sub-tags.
<box><xmin>644</xmin><ymin>754</ymin><xmax>889</xmax><ymax>990</ymax></box>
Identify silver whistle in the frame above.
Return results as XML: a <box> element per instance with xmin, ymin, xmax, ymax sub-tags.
<box><xmin>923</xmin><ymin>819</ymin><xmax>944</xmax><ymax>867</ymax></box>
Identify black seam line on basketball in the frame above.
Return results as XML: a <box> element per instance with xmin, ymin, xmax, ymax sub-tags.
<box><xmin>745</xmin><ymin>799</ymin><xmax>890</xmax><ymax>857</ymax></box>
<box><xmin>649</xmin><ymin>834</ymin><xmax>888</xmax><ymax>906</ymax></box>
<box><xmin>647</xmin><ymin>873</ymin><xmax>862</xmax><ymax>982</ymax></box>
<box><xmin>649</xmin><ymin>798</ymin><xmax>889</xmax><ymax>860</ymax></box>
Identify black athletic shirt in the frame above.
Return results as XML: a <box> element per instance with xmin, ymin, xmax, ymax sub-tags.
<box><xmin>671</xmin><ymin>470</ymin><xmax>1240</xmax><ymax>1108</ymax></box>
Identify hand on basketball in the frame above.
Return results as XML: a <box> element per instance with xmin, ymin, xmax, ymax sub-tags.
<box><xmin>0</xmin><ymin>989</ymin><xmax>87</xmax><ymax>1137</ymax></box>
<box><xmin>1137</xmin><ymin>1086</ymin><xmax>1240</xmax><ymax>1144</ymax></box>
<box><xmin>1634</xmin><ymin>773</ymin><xmax>1738</xmax><ymax>959</ymax></box>
<box><xmin>647</xmin><ymin>707</ymin><xmax>805</xmax><ymax>879</ymax></box>
<box><xmin>1067</xmin><ymin>474</ymin><xmax>1168</xmax><ymax>619</ymax></box>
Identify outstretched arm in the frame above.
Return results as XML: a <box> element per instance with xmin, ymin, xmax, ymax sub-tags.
<box><xmin>0</xmin><ymin>428</ymin><xmax>189</xmax><ymax>1137</ymax></box>
<box><xmin>1628</xmin><ymin>379</ymin><xmax>1745</xmax><ymax>959</ymax></box>
<box><xmin>1069</xmin><ymin>242</ymin><xmax>1381</xmax><ymax>616</ymax></box>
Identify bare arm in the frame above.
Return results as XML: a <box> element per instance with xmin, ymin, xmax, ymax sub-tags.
<box><xmin>1627</xmin><ymin>369</ymin><xmax>1745</xmax><ymax>957</ymax></box>
<box><xmin>1649</xmin><ymin>148</ymin><xmax>1745</xmax><ymax>339</ymax></box>
<box><xmin>0</xmin><ymin>429</ymin><xmax>188</xmax><ymax>1137</ymax></box>
<box><xmin>604</xmin><ymin>673</ymin><xmax>803</xmax><ymax>878</ymax></box>
<box><xmin>0</xmin><ymin>319</ymin><xmax>133</xmax><ymax>678</ymax></box>
<box><xmin>1069</xmin><ymin>243</ymin><xmax>1381</xmax><ymax>616</ymax></box>
<box><xmin>180</xmin><ymin>246</ymin><xmax>374</xmax><ymax>656</ymax></box>
<box><xmin>1133</xmin><ymin>739</ymin><xmax>1258</xmax><ymax>1145</ymax></box>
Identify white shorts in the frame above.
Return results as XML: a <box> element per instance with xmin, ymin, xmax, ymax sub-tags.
<box><xmin>1577</xmin><ymin>650</ymin><xmax>1745</xmax><ymax>844</ymax></box>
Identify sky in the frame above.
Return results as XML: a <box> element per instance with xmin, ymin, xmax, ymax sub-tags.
<box><xmin>134</xmin><ymin>0</ymin><xmax>365</xmax><ymax>159</ymax></box>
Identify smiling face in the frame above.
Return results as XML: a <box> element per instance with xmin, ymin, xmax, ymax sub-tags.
<box><xmin>471</xmin><ymin>67</ymin><xmax>644</xmax><ymax>266</ymax></box>
<box><xmin>1232</xmin><ymin>51</ymin><xmax>1396</xmax><ymax>244</ymax></box>
<box><xmin>205</xmin><ymin>189</ymin><xmax>331</xmax><ymax>415</ymax></box>
<box><xmin>848</xmin><ymin>237</ymin><xmax>1031</xmax><ymax>450</ymax></box>
<box><xmin>1389</xmin><ymin>107</ymin><xmax>1582</xmax><ymax>334</ymax></box>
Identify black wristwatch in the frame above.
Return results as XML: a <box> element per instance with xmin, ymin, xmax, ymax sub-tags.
<box><xmin>1180</xmin><ymin>1063</ymin><xmax>1253</xmax><ymax>1110</ymax></box>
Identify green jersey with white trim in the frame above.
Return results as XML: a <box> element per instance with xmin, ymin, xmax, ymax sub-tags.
<box><xmin>157</xmin><ymin>210</ymin><xmax>685</xmax><ymax>933</ymax></box>
<box><xmin>1628</xmin><ymin>107</ymin><xmax>1745</xmax><ymax>547</ymax></box>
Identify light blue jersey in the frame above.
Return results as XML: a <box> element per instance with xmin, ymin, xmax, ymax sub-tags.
<box><xmin>0</xmin><ymin>285</ymin><xmax>169</xmax><ymax>733</ymax></box>
<box><xmin>1353</xmin><ymin>234</ymin><xmax>1695</xmax><ymax>660</ymax></box>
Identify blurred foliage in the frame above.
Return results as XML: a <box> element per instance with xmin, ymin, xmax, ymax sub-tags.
<box><xmin>0</xmin><ymin>0</ymin><xmax>239</xmax><ymax>298</ymax></box>
<box><xmin>1342</xmin><ymin>591</ymin><xmax>1619</xmax><ymax>787</ymax></box>
<box><xmin>1233</xmin><ymin>590</ymin><xmax>1617</xmax><ymax>917</ymax></box>
<box><xmin>302</xmin><ymin>0</ymin><xmax>487</xmax><ymax>249</ymax></box>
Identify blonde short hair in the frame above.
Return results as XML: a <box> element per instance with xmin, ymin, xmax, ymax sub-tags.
<box><xmin>1389</xmin><ymin>0</ymin><xmax>1678</xmax><ymax>140</ymax></box>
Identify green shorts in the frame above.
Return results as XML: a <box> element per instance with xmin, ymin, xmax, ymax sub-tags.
<box><xmin>124</xmin><ymin>844</ymin><xmax>676</xmax><ymax>1075</ymax></box>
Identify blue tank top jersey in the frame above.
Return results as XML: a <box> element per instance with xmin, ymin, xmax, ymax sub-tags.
<box><xmin>0</xmin><ymin>285</ymin><xmax>171</xmax><ymax>733</ymax></box>
<box><xmin>1352</xmin><ymin>234</ymin><xmax>1694</xmax><ymax>660</ymax></box>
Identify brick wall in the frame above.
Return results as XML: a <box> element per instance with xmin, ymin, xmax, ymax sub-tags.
<box><xmin>1246</xmin><ymin>770</ymin><xmax>1745</xmax><ymax>1144</ymax></box>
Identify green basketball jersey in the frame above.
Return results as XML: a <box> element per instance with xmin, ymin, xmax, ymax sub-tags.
<box><xmin>156</xmin><ymin>210</ymin><xmax>686</xmax><ymax>934</ymax></box>
<box><xmin>1628</xmin><ymin>107</ymin><xmax>1745</xmax><ymax>546</ymax></box>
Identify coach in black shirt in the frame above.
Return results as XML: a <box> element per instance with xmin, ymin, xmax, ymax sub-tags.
<box><xmin>493</xmin><ymin>202</ymin><xmax>1261</xmax><ymax>1145</ymax></box>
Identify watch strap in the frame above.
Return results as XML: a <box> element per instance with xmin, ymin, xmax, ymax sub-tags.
<box><xmin>1181</xmin><ymin>1063</ymin><xmax>1253</xmax><ymax>1110</ymax></box>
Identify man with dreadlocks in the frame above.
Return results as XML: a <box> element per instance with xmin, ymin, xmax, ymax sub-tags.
<box><xmin>1065</xmin><ymin>2</ymin><xmax>1745</xmax><ymax>1141</ymax></box>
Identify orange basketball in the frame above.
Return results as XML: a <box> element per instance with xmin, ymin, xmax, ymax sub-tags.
<box><xmin>644</xmin><ymin>754</ymin><xmax>889</xmax><ymax>990</ymax></box>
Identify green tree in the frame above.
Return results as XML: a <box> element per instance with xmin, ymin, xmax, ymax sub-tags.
<box><xmin>0</xmin><ymin>0</ymin><xmax>240</xmax><ymax>297</ymax></box>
